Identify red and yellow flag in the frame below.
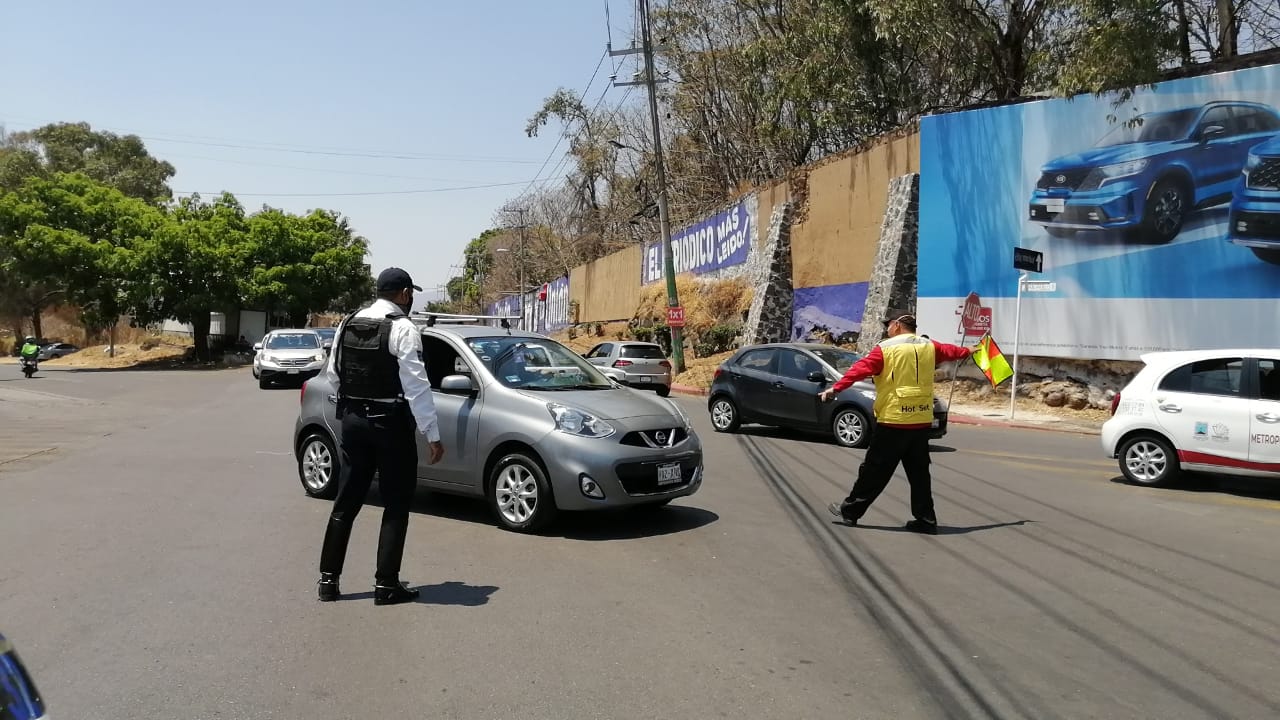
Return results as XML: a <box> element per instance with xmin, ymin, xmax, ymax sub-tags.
<box><xmin>971</xmin><ymin>333</ymin><xmax>1014</xmax><ymax>388</ymax></box>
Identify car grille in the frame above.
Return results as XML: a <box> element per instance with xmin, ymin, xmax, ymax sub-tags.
<box><xmin>619</xmin><ymin>427</ymin><xmax>688</xmax><ymax>449</ymax></box>
<box><xmin>615</xmin><ymin>457</ymin><xmax>700</xmax><ymax>496</ymax></box>
<box><xmin>1036</xmin><ymin>169</ymin><xmax>1092</xmax><ymax>191</ymax></box>
<box><xmin>278</xmin><ymin>358</ymin><xmax>312</xmax><ymax>367</ymax></box>
<box><xmin>1232</xmin><ymin>210</ymin><xmax>1280</xmax><ymax>239</ymax></box>
<box><xmin>1248</xmin><ymin>158</ymin><xmax>1280</xmax><ymax>190</ymax></box>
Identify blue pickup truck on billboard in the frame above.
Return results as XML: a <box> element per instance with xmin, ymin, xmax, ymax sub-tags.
<box><xmin>1029</xmin><ymin>100</ymin><xmax>1280</xmax><ymax>245</ymax></box>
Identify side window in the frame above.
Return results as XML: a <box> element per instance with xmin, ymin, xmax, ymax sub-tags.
<box><xmin>1259</xmin><ymin>359</ymin><xmax>1280</xmax><ymax>402</ymax></box>
<box><xmin>1158</xmin><ymin>357</ymin><xmax>1244</xmax><ymax>397</ymax></box>
<box><xmin>422</xmin><ymin>335</ymin><xmax>466</xmax><ymax>390</ymax></box>
<box><xmin>777</xmin><ymin>350</ymin><xmax>823</xmax><ymax>381</ymax></box>
<box><xmin>587</xmin><ymin>343</ymin><xmax>613</xmax><ymax>359</ymax></box>
<box><xmin>737</xmin><ymin>348</ymin><xmax>776</xmax><ymax>374</ymax></box>
<box><xmin>1234</xmin><ymin>108</ymin><xmax>1280</xmax><ymax>134</ymax></box>
<box><xmin>1198</xmin><ymin>106</ymin><xmax>1234</xmax><ymax>136</ymax></box>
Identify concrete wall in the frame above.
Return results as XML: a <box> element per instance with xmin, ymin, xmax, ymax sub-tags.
<box><xmin>569</xmin><ymin>243</ymin><xmax>644</xmax><ymax>323</ymax></box>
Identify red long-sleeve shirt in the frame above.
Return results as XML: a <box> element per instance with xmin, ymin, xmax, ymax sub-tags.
<box><xmin>832</xmin><ymin>340</ymin><xmax>972</xmax><ymax>401</ymax></box>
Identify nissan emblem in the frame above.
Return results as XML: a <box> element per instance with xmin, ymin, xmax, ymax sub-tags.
<box><xmin>655</xmin><ymin>430</ymin><xmax>668</xmax><ymax>444</ymax></box>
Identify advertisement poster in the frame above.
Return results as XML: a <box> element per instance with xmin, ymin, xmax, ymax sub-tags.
<box><xmin>487</xmin><ymin>275</ymin><xmax>570</xmax><ymax>334</ymax></box>
<box><xmin>641</xmin><ymin>198</ymin><xmax>753</xmax><ymax>285</ymax></box>
<box><xmin>917</xmin><ymin>63</ymin><xmax>1280</xmax><ymax>360</ymax></box>
<box><xmin>791</xmin><ymin>282</ymin><xmax>869</xmax><ymax>342</ymax></box>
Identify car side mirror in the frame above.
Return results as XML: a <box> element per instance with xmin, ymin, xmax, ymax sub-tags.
<box><xmin>1200</xmin><ymin>124</ymin><xmax>1225</xmax><ymax>142</ymax></box>
<box><xmin>808</xmin><ymin>370</ymin><xmax>828</xmax><ymax>383</ymax></box>
<box><xmin>252</xmin><ymin>343</ymin><xmax>262</xmax><ymax>351</ymax></box>
<box><xmin>441</xmin><ymin>374</ymin><xmax>478</xmax><ymax>395</ymax></box>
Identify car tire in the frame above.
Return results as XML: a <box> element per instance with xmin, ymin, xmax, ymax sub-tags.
<box><xmin>1045</xmin><ymin>226</ymin><xmax>1076</xmax><ymax>239</ymax></box>
<box><xmin>832</xmin><ymin>407</ymin><xmax>871</xmax><ymax>449</ymax></box>
<box><xmin>259</xmin><ymin>375</ymin><xmax>270</xmax><ymax>390</ymax></box>
<box><xmin>488</xmin><ymin>452</ymin><xmax>557</xmax><ymax>533</ymax></box>
<box><xmin>1132</xmin><ymin>177</ymin><xmax>1188</xmax><ymax>244</ymax></box>
<box><xmin>297</xmin><ymin>431</ymin><xmax>339</xmax><ymax>499</ymax></box>
<box><xmin>1251</xmin><ymin>247</ymin><xmax>1280</xmax><ymax>265</ymax></box>
<box><xmin>1118</xmin><ymin>434</ymin><xmax>1180</xmax><ymax>487</ymax></box>
<box><xmin>656</xmin><ymin>385</ymin><xmax>671</xmax><ymax>397</ymax></box>
<box><xmin>709</xmin><ymin>396</ymin><xmax>741</xmax><ymax>433</ymax></box>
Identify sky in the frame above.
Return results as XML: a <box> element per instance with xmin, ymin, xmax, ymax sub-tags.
<box><xmin>0</xmin><ymin>0</ymin><xmax>639</xmax><ymax>309</ymax></box>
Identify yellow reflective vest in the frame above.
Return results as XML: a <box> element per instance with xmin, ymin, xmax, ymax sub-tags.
<box><xmin>871</xmin><ymin>334</ymin><xmax>937</xmax><ymax>426</ymax></box>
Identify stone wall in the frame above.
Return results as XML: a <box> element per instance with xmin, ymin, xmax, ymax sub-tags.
<box><xmin>857</xmin><ymin>173</ymin><xmax>920</xmax><ymax>354</ymax></box>
<box><xmin>743</xmin><ymin>201</ymin><xmax>795</xmax><ymax>345</ymax></box>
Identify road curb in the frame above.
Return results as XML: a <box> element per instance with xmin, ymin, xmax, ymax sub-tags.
<box><xmin>671</xmin><ymin>384</ymin><xmax>709</xmax><ymax>398</ymax></box>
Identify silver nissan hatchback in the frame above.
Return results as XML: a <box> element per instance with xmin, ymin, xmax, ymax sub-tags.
<box><xmin>293</xmin><ymin>316</ymin><xmax>704</xmax><ymax>532</ymax></box>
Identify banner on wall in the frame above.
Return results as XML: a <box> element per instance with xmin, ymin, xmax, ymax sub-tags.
<box><xmin>641</xmin><ymin>198</ymin><xmax>753</xmax><ymax>284</ymax></box>
<box><xmin>487</xmin><ymin>275</ymin><xmax>571</xmax><ymax>334</ymax></box>
<box><xmin>917</xmin><ymin>62</ymin><xmax>1280</xmax><ymax>360</ymax></box>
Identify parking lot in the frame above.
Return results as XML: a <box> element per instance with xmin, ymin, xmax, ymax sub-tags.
<box><xmin>2</xmin><ymin>367</ymin><xmax>1280</xmax><ymax>719</ymax></box>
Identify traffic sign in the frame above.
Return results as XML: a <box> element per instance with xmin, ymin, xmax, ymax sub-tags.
<box><xmin>1013</xmin><ymin>246</ymin><xmax>1044</xmax><ymax>273</ymax></box>
<box><xmin>666</xmin><ymin>305</ymin><xmax>686</xmax><ymax>328</ymax></box>
<box><xmin>959</xmin><ymin>292</ymin><xmax>982</xmax><ymax>333</ymax></box>
<box><xmin>971</xmin><ymin>307</ymin><xmax>992</xmax><ymax>333</ymax></box>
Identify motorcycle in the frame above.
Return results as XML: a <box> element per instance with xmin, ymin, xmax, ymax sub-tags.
<box><xmin>19</xmin><ymin>356</ymin><xmax>37</xmax><ymax>378</ymax></box>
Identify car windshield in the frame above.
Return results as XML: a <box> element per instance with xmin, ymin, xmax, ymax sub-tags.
<box><xmin>1094</xmin><ymin>108</ymin><xmax>1198</xmax><ymax>147</ymax></box>
<box><xmin>266</xmin><ymin>333</ymin><xmax>320</xmax><ymax>350</ymax></box>
<box><xmin>314</xmin><ymin>329</ymin><xmax>335</xmax><ymax>339</ymax></box>
<box><xmin>620</xmin><ymin>344</ymin><xmax>666</xmax><ymax>359</ymax></box>
<box><xmin>810</xmin><ymin>347</ymin><xmax>861</xmax><ymax>374</ymax></box>
<box><xmin>467</xmin><ymin>336</ymin><xmax>612</xmax><ymax>390</ymax></box>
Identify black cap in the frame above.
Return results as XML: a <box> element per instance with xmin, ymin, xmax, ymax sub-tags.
<box><xmin>882</xmin><ymin>309</ymin><xmax>917</xmax><ymax>330</ymax></box>
<box><xmin>376</xmin><ymin>267</ymin><xmax>422</xmax><ymax>293</ymax></box>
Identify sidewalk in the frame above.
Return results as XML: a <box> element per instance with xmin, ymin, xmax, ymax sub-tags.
<box><xmin>669</xmin><ymin>385</ymin><xmax>1103</xmax><ymax>436</ymax></box>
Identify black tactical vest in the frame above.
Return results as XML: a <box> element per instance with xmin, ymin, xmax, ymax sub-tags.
<box><xmin>336</xmin><ymin>311</ymin><xmax>405</xmax><ymax>399</ymax></box>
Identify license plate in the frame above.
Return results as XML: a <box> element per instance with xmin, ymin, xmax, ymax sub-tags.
<box><xmin>288</xmin><ymin>369</ymin><xmax>299</xmax><ymax>374</ymax></box>
<box><xmin>657</xmin><ymin>463</ymin><xmax>682</xmax><ymax>485</ymax></box>
<box><xmin>1044</xmin><ymin>198</ymin><xmax>1065</xmax><ymax>213</ymax></box>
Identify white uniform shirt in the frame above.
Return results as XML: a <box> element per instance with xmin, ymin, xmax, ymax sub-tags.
<box><xmin>324</xmin><ymin>298</ymin><xmax>441</xmax><ymax>443</ymax></box>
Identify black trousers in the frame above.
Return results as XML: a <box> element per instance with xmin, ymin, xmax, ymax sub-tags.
<box><xmin>319</xmin><ymin>402</ymin><xmax>419</xmax><ymax>584</ymax></box>
<box><xmin>842</xmin><ymin>425</ymin><xmax>936</xmax><ymax>523</ymax></box>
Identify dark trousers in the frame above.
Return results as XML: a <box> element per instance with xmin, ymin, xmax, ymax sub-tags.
<box><xmin>842</xmin><ymin>425</ymin><xmax>936</xmax><ymax>523</ymax></box>
<box><xmin>319</xmin><ymin>403</ymin><xmax>418</xmax><ymax>584</ymax></box>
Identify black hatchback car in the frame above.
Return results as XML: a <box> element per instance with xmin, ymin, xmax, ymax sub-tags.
<box><xmin>706</xmin><ymin>343</ymin><xmax>948</xmax><ymax>448</ymax></box>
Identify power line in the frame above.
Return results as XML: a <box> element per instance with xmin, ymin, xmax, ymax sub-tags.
<box><xmin>172</xmin><ymin>178</ymin><xmax>556</xmax><ymax>199</ymax></box>
<box><xmin>512</xmin><ymin>50</ymin><xmax>609</xmax><ymax>204</ymax></box>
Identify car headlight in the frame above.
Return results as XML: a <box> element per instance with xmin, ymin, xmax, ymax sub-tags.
<box><xmin>1244</xmin><ymin>154</ymin><xmax>1262</xmax><ymax>175</ymax></box>
<box><xmin>547</xmin><ymin>403</ymin><xmax>615</xmax><ymax>438</ymax></box>
<box><xmin>313</xmin><ymin>354</ymin><xmax>325</xmax><ymax>362</ymax></box>
<box><xmin>266</xmin><ymin>355</ymin><xmax>279</xmax><ymax>363</ymax></box>
<box><xmin>1098</xmin><ymin>159</ymin><xmax>1148</xmax><ymax>183</ymax></box>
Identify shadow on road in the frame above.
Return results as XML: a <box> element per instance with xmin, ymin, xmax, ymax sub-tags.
<box><xmin>1109</xmin><ymin>474</ymin><xmax>1280</xmax><ymax>502</ymax></box>
<box><xmin>842</xmin><ymin>520</ymin><xmax>1033</xmax><ymax>535</ymax></box>
<box><xmin>337</xmin><ymin>581</ymin><xmax>500</xmax><ymax>606</ymax></box>
<box><xmin>360</xmin><ymin>487</ymin><xmax>720</xmax><ymax>540</ymax></box>
<box><xmin>735</xmin><ymin>426</ymin><xmax>958</xmax><ymax>454</ymax></box>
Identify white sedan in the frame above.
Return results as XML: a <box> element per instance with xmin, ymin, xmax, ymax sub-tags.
<box><xmin>1102</xmin><ymin>348</ymin><xmax>1280</xmax><ymax>486</ymax></box>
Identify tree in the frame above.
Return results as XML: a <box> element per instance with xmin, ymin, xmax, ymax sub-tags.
<box><xmin>0</xmin><ymin>122</ymin><xmax>176</xmax><ymax>204</ymax></box>
<box><xmin>129</xmin><ymin>193</ymin><xmax>249</xmax><ymax>362</ymax></box>
<box><xmin>0</xmin><ymin>173</ymin><xmax>162</xmax><ymax>341</ymax></box>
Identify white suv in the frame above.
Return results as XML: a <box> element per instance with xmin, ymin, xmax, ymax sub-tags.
<box><xmin>1102</xmin><ymin>349</ymin><xmax>1280</xmax><ymax>486</ymax></box>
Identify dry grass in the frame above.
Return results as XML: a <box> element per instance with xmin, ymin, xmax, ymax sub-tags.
<box><xmin>634</xmin><ymin>276</ymin><xmax>751</xmax><ymax>335</ymax></box>
<box><xmin>672</xmin><ymin>350</ymin><xmax>735</xmax><ymax>389</ymax></box>
<box><xmin>42</xmin><ymin>335</ymin><xmax>194</xmax><ymax>369</ymax></box>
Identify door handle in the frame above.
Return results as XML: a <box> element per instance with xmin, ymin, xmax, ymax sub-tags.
<box><xmin>1257</xmin><ymin>412</ymin><xmax>1280</xmax><ymax>423</ymax></box>
<box><xmin>1158</xmin><ymin>403</ymin><xmax>1182</xmax><ymax>413</ymax></box>
<box><xmin>327</xmin><ymin>394</ymin><xmax>337</xmax><ymax>404</ymax></box>
<box><xmin>772</xmin><ymin>381</ymin><xmax>785</xmax><ymax>389</ymax></box>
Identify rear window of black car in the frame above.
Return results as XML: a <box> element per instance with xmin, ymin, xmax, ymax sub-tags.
<box><xmin>621</xmin><ymin>345</ymin><xmax>666</xmax><ymax>359</ymax></box>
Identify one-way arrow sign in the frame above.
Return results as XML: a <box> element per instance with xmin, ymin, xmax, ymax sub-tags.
<box><xmin>1013</xmin><ymin>246</ymin><xmax>1043</xmax><ymax>273</ymax></box>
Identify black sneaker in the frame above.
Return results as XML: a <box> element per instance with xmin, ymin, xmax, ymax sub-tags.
<box><xmin>827</xmin><ymin>503</ymin><xmax>857</xmax><ymax>527</ymax></box>
<box><xmin>374</xmin><ymin>581</ymin><xmax>421</xmax><ymax>606</ymax></box>
<box><xmin>317</xmin><ymin>573</ymin><xmax>340</xmax><ymax>602</ymax></box>
<box><xmin>904</xmin><ymin>519</ymin><xmax>938</xmax><ymax>535</ymax></box>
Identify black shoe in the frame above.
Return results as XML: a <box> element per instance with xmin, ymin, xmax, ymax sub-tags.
<box><xmin>827</xmin><ymin>503</ymin><xmax>857</xmax><ymax>527</ymax></box>
<box><xmin>318</xmin><ymin>572</ymin><xmax>340</xmax><ymax>602</ymax></box>
<box><xmin>373</xmin><ymin>581</ymin><xmax>420</xmax><ymax>606</ymax></box>
<box><xmin>904</xmin><ymin>519</ymin><xmax>938</xmax><ymax>535</ymax></box>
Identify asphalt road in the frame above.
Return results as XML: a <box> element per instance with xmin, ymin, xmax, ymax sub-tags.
<box><xmin>2</xmin><ymin>366</ymin><xmax>1279</xmax><ymax>719</ymax></box>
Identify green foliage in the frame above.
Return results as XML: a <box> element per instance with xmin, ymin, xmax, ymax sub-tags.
<box><xmin>693</xmin><ymin>323</ymin><xmax>739</xmax><ymax>358</ymax></box>
<box><xmin>0</xmin><ymin>122</ymin><xmax>176</xmax><ymax>204</ymax></box>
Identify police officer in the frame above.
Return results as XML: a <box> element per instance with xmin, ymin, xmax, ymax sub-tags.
<box><xmin>819</xmin><ymin>311</ymin><xmax>971</xmax><ymax>534</ymax></box>
<box><xmin>317</xmin><ymin>267</ymin><xmax>445</xmax><ymax>605</ymax></box>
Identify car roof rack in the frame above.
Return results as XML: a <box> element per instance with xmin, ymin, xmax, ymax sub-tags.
<box><xmin>410</xmin><ymin>311</ymin><xmax>521</xmax><ymax>331</ymax></box>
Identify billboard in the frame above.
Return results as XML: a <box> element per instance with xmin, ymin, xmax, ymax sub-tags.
<box><xmin>918</xmin><ymin>63</ymin><xmax>1280</xmax><ymax>360</ymax></box>
<box><xmin>641</xmin><ymin>197</ymin><xmax>753</xmax><ymax>284</ymax></box>
<box><xmin>791</xmin><ymin>282</ymin><xmax>869</xmax><ymax>342</ymax></box>
<box><xmin>487</xmin><ymin>275</ymin><xmax>571</xmax><ymax>334</ymax></box>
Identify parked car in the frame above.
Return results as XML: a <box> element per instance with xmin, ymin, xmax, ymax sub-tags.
<box><xmin>1227</xmin><ymin>134</ymin><xmax>1280</xmax><ymax>265</ymax></box>
<box><xmin>706</xmin><ymin>343</ymin><xmax>948</xmax><ymax>449</ymax></box>
<box><xmin>1101</xmin><ymin>349</ymin><xmax>1280</xmax><ymax>487</ymax></box>
<box><xmin>253</xmin><ymin>330</ymin><xmax>326</xmax><ymax>388</ymax></box>
<box><xmin>313</xmin><ymin>327</ymin><xmax>337</xmax><ymax>353</ymax></box>
<box><xmin>294</xmin><ymin>320</ymin><xmax>703</xmax><ymax>532</ymax></box>
<box><xmin>0</xmin><ymin>631</ymin><xmax>47</xmax><ymax>720</ymax></box>
<box><xmin>583</xmin><ymin>341</ymin><xmax>673</xmax><ymax>396</ymax></box>
<box><xmin>36</xmin><ymin>342</ymin><xmax>78</xmax><ymax>360</ymax></box>
<box><xmin>1029</xmin><ymin>100</ymin><xmax>1280</xmax><ymax>243</ymax></box>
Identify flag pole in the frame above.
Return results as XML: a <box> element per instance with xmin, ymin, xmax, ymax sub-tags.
<box><xmin>1010</xmin><ymin>273</ymin><xmax>1028</xmax><ymax>419</ymax></box>
<box><xmin>948</xmin><ymin>330</ymin><xmax>967</xmax><ymax>412</ymax></box>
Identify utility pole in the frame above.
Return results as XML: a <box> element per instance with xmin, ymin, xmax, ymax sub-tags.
<box><xmin>515</xmin><ymin>208</ymin><xmax>529</xmax><ymax>330</ymax></box>
<box><xmin>610</xmin><ymin>0</ymin><xmax>685</xmax><ymax>372</ymax></box>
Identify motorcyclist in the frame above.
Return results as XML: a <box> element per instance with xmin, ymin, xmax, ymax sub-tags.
<box><xmin>19</xmin><ymin>337</ymin><xmax>39</xmax><ymax>361</ymax></box>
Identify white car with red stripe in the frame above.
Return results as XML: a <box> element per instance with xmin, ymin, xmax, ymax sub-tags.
<box><xmin>1103</xmin><ymin>349</ymin><xmax>1280</xmax><ymax>486</ymax></box>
